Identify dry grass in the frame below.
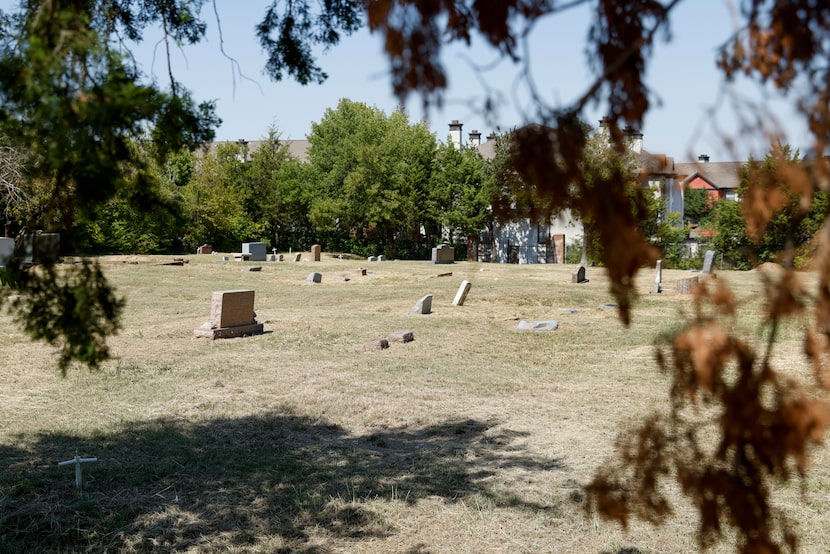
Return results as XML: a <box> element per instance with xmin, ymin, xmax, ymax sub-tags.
<box><xmin>1</xmin><ymin>254</ymin><xmax>827</xmax><ymax>553</ymax></box>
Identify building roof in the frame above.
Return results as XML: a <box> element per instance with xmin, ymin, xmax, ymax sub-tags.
<box><xmin>475</xmin><ymin>139</ymin><xmax>498</xmax><ymax>160</ymax></box>
<box><xmin>637</xmin><ymin>149</ymin><xmax>675</xmax><ymax>174</ymax></box>
<box><xmin>200</xmin><ymin>139</ymin><xmax>311</xmax><ymax>163</ymax></box>
<box><xmin>675</xmin><ymin>161</ymin><xmax>743</xmax><ymax>190</ymax></box>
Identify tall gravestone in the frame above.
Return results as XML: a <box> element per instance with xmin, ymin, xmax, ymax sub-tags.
<box><xmin>409</xmin><ymin>294</ymin><xmax>433</xmax><ymax>315</ymax></box>
<box><xmin>552</xmin><ymin>234</ymin><xmax>565</xmax><ymax>264</ymax></box>
<box><xmin>311</xmin><ymin>244</ymin><xmax>321</xmax><ymax>262</ymax></box>
<box><xmin>701</xmin><ymin>250</ymin><xmax>716</xmax><ymax>275</ymax></box>
<box><xmin>452</xmin><ymin>280</ymin><xmax>472</xmax><ymax>306</ymax></box>
<box><xmin>193</xmin><ymin>289</ymin><xmax>264</xmax><ymax>339</ymax></box>
<box><xmin>652</xmin><ymin>260</ymin><xmax>662</xmax><ymax>293</ymax></box>
<box><xmin>0</xmin><ymin>237</ymin><xmax>14</xmax><ymax>267</ymax></box>
<box><xmin>20</xmin><ymin>233</ymin><xmax>60</xmax><ymax>265</ymax></box>
<box><xmin>242</xmin><ymin>242</ymin><xmax>267</xmax><ymax>262</ymax></box>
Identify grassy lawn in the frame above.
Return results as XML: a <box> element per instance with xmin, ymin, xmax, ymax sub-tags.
<box><xmin>1</xmin><ymin>254</ymin><xmax>827</xmax><ymax>553</ymax></box>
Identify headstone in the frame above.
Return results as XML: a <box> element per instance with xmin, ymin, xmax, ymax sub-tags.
<box><xmin>431</xmin><ymin>244</ymin><xmax>455</xmax><ymax>264</ymax></box>
<box><xmin>652</xmin><ymin>260</ymin><xmax>662</xmax><ymax>293</ymax></box>
<box><xmin>368</xmin><ymin>256</ymin><xmax>378</xmax><ymax>262</ymax></box>
<box><xmin>561</xmin><ymin>308</ymin><xmax>578</xmax><ymax>314</ymax></box>
<box><xmin>222</xmin><ymin>255</ymin><xmax>230</xmax><ymax>262</ymax></box>
<box><xmin>358</xmin><ymin>267</ymin><xmax>367</xmax><ymax>276</ymax></box>
<box><xmin>194</xmin><ymin>289</ymin><xmax>263</xmax><ymax>339</ymax></box>
<box><xmin>294</xmin><ymin>252</ymin><xmax>302</xmax><ymax>262</ymax></box>
<box><xmin>278</xmin><ymin>254</ymin><xmax>284</xmax><ymax>262</ymax></box>
<box><xmin>245</xmin><ymin>266</ymin><xmax>262</xmax><ymax>272</ymax></box>
<box><xmin>409</xmin><ymin>294</ymin><xmax>433</xmax><ymax>315</ymax></box>
<box><xmin>242</xmin><ymin>242</ymin><xmax>267</xmax><ymax>262</ymax></box>
<box><xmin>553</xmin><ymin>234</ymin><xmax>565</xmax><ymax>264</ymax></box>
<box><xmin>363</xmin><ymin>338</ymin><xmax>389</xmax><ymax>351</ymax></box>
<box><xmin>311</xmin><ymin>244</ymin><xmax>321</xmax><ymax>262</ymax></box>
<box><xmin>197</xmin><ymin>243</ymin><xmax>213</xmax><ymax>255</ymax></box>
<box><xmin>20</xmin><ymin>233</ymin><xmax>60</xmax><ymax>265</ymax></box>
<box><xmin>0</xmin><ymin>237</ymin><xmax>14</xmax><ymax>267</ymax></box>
<box><xmin>306</xmin><ymin>272</ymin><xmax>322</xmax><ymax>283</ymax></box>
<box><xmin>234</xmin><ymin>253</ymin><xmax>251</xmax><ymax>262</ymax></box>
<box><xmin>701</xmin><ymin>250</ymin><xmax>716</xmax><ymax>275</ymax></box>
<box><xmin>452</xmin><ymin>280</ymin><xmax>472</xmax><ymax>306</ymax></box>
<box><xmin>378</xmin><ymin>254</ymin><xmax>387</xmax><ymax>262</ymax></box>
<box><xmin>267</xmin><ymin>254</ymin><xmax>276</xmax><ymax>262</ymax></box>
<box><xmin>676</xmin><ymin>275</ymin><xmax>699</xmax><ymax>295</ymax></box>
<box><xmin>388</xmin><ymin>330</ymin><xmax>414</xmax><ymax>343</ymax></box>
<box><xmin>333</xmin><ymin>274</ymin><xmax>350</xmax><ymax>281</ymax></box>
<box><xmin>517</xmin><ymin>320</ymin><xmax>559</xmax><ymax>331</ymax></box>
<box><xmin>572</xmin><ymin>265</ymin><xmax>588</xmax><ymax>284</ymax></box>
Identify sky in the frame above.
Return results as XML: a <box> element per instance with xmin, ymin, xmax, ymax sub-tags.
<box><xmin>2</xmin><ymin>0</ymin><xmax>813</xmax><ymax>163</ymax></box>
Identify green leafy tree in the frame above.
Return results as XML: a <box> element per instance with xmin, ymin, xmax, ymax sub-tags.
<box><xmin>652</xmin><ymin>211</ymin><xmax>688</xmax><ymax>268</ymax></box>
<box><xmin>77</xmin><ymin>141</ymin><xmax>186</xmax><ymax>254</ymax></box>
<box><xmin>180</xmin><ymin>143</ymin><xmax>258</xmax><ymax>252</ymax></box>
<box><xmin>740</xmin><ymin>144</ymin><xmax>828</xmax><ymax>267</ymax></box>
<box><xmin>709</xmin><ymin>144</ymin><xmax>829</xmax><ymax>270</ymax></box>
<box><xmin>711</xmin><ymin>197</ymin><xmax>753</xmax><ymax>269</ymax></box>
<box><xmin>684</xmin><ymin>187</ymin><xmax>715</xmax><ymax>225</ymax></box>
<box><xmin>428</xmin><ymin>140</ymin><xmax>489</xmax><ymax>255</ymax></box>
<box><xmin>307</xmin><ymin>100</ymin><xmax>435</xmax><ymax>257</ymax></box>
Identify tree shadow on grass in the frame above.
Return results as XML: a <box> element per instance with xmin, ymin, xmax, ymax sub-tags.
<box><xmin>0</xmin><ymin>410</ymin><xmax>564</xmax><ymax>552</ymax></box>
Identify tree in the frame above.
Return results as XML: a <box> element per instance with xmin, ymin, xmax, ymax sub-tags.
<box><xmin>684</xmin><ymin>187</ymin><xmax>715</xmax><ymax>225</ymax></box>
<box><xmin>428</xmin><ymin>139</ymin><xmax>489</xmax><ymax>253</ymax></box>
<box><xmin>181</xmin><ymin>143</ymin><xmax>257</xmax><ymax>252</ymax></box>
<box><xmin>307</xmin><ymin>100</ymin><xmax>435</xmax><ymax>257</ymax></box>
<box><xmin>245</xmin><ymin>127</ymin><xmax>297</xmax><ymax>247</ymax></box>
<box><xmin>708</xmin><ymin>144</ymin><xmax>830</xmax><ymax>270</ymax></box>
<box><xmin>0</xmin><ymin>138</ymin><xmax>28</xmax><ymax>237</ymax></box>
<box><xmin>711</xmin><ymin>196</ymin><xmax>753</xmax><ymax>270</ymax></box>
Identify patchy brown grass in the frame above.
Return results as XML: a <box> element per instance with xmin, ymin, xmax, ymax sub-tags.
<box><xmin>1</xmin><ymin>255</ymin><xmax>827</xmax><ymax>553</ymax></box>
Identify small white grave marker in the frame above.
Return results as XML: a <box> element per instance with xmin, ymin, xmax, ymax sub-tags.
<box><xmin>58</xmin><ymin>453</ymin><xmax>97</xmax><ymax>491</ymax></box>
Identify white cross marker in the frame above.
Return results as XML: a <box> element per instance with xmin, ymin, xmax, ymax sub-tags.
<box><xmin>58</xmin><ymin>454</ymin><xmax>97</xmax><ymax>491</ymax></box>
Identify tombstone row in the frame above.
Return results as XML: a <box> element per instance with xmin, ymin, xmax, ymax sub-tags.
<box><xmin>0</xmin><ymin>233</ymin><xmax>61</xmax><ymax>267</ymax></box>
<box><xmin>199</xmin><ymin>242</ymin><xmax>323</xmax><ymax>263</ymax></box>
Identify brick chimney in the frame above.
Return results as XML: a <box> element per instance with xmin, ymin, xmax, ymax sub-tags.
<box><xmin>468</xmin><ymin>130</ymin><xmax>481</xmax><ymax>148</ymax></box>
<box><xmin>698</xmin><ymin>154</ymin><xmax>710</xmax><ymax>163</ymax></box>
<box><xmin>449</xmin><ymin>120</ymin><xmax>463</xmax><ymax>149</ymax></box>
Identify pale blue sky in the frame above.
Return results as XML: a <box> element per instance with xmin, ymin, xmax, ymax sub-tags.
<box><xmin>2</xmin><ymin>0</ymin><xmax>811</xmax><ymax>162</ymax></box>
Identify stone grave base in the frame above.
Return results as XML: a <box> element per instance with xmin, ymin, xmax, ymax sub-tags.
<box><xmin>193</xmin><ymin>322</ymin><xmax>264</xmax><ymax>339</ymax></box>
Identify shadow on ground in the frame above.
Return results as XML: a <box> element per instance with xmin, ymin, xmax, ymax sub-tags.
<box><xmin>1</xmin><ymin>409</ymin><xmax>564</xmax><ymax>552</ymax></box>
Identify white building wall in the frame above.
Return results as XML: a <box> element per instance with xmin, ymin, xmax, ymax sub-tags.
<box><xmin>486</xmin><ymin>210</ymin><xmax>584</xmax><ymax>263</ymax></box>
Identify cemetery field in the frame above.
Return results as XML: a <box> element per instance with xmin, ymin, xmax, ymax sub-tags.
<box><xmin>1</xmin><ymin>254</ymin><xmax>828</xmax><ymax>553</ymax></box>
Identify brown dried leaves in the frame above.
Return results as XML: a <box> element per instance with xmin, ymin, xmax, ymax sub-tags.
<box><xmin>588</xmin><ymin>276</ymin><xmax>829</xmax><ymax>552</ymax></box>
<box><xmin>508</xmin><ymin>116</ymin><xmax>658</xmax><ymax>324</ymax></box>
